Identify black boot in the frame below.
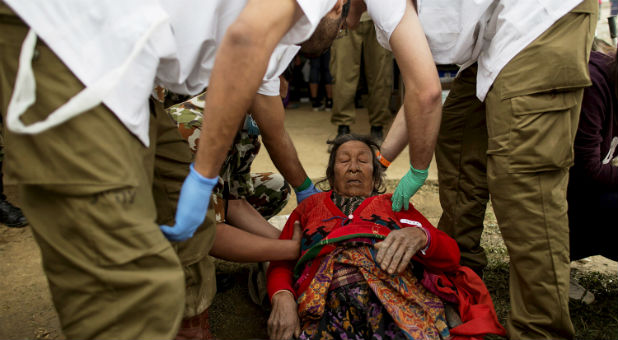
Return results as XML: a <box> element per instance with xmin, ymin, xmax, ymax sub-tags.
<box><xmin>337</xmin><ymin>125</ymin><xmax>351</xmax><ymax>137</ymax></box>
<box><xmin>0</xmin><ymin>159</ymin><xmax>28</xmax><ymax>228</ymax></box>
<box><xmin>324</xmin><ymin>98</ymin><xmax>333</xmax><ymax>111</ymax></box>
<box><xmin>311</xmin><ymin>97</ymin><xmax>324</xmax><ymax>111</ymax></box>
<box><xmin>0</xmin><ymin>200</ymin><xmax>28</xmax><ymax>228</ymax></box>
<box><xmin>327</xmin><ymin>125</ymin><xmax>350</xmax><ymax>152</ymax></box>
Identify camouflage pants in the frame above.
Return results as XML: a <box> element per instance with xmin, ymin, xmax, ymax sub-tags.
<box><xmin>166</xmin><ymin>91</ymin><xmax>290</xmax><ymax>223</ymax></box>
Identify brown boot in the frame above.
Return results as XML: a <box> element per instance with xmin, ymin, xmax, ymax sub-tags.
<box><xmin>175</xmin><ymin>309</ymin><xmax>214</xmax><ymax>340</ymax></box>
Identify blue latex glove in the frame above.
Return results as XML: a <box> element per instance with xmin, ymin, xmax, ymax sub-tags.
<box><xmin>295</xmin><ymin>182</ymin><xmax>320</xmax><ymax>204</ymax></box>
<box><xmin>160</xmin><ymin>164</ymin><xmax>218</xmax><ymax>242</ymax></box>
<box><xmin>391</xmin><ymin>164</ymin><xmax>429</xmax><ymax>212</ymax></box>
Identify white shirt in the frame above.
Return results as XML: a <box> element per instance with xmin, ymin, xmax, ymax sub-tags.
<box><xmin>155</xmin><ymin>1</ymin><xmax>309</xmax><ymax>97</ymax></box>
<box><xmin>4</xmin><ymin>0</ymin><xmax>334</xmax><ymax>146</ymax></box>
<box><xmin>364</xmin><ymin>0</ymin><xmax>407</xmax><ymax>51</ymax></box>
<box><xmin>417</xmin><ymin>0</ymin><xmax>584</xmax><ymax>101</ymax></box>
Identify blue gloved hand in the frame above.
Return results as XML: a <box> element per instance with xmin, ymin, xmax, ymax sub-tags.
<box><xmin>391</xmin><ymin>164</ymin><xmax>429</xmax><ymax>212</ymax></box>
<box><xmin>295</xmin><ymin>182</ymin><xmax>320</xmax><ymax>204</ymax></box>
<box><xmin>160</xmin><ymin>164</ymin><xmax>218</xmax><ymax>242</ymax></box>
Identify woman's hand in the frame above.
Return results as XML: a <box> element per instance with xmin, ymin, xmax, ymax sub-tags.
<box><xmin>374</xmin><ymin>227</ymin><xmax>427</xmax><ymax>274</ymax></box>
<box><xmin>268</xmin><ymin>290</ymin><xmax>300</xmax><ymax>339</ymax></box>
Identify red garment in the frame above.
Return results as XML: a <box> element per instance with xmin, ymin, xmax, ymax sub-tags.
<box><xmin>267</xmin><ymin>192</ymin><xmax>505</xmax><ymax>338</ymax></box>
<box><xmin>422</xmin><ymin>267</ymin><xmax>506</xmax><ymax>339</ymax></box>
<box><xmin>268</xmin><ymin>192</ymin><xmax>460</xmax><ymax>298</ymax></box>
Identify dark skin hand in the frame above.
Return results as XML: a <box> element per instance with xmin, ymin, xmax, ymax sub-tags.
<box><xmin>267</xmin><ymin>221</ymin><xmax>303</xmax><ymax>340</ymax></box>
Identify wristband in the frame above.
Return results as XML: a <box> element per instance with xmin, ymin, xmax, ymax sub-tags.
<box><xmin>376</xmin><ymin>150</ymin><xmax>391</xmax><ymax>168</ymax></box>
<box><xmin>294</xmin><ymin>176</ymin><xmax>312</xmax><ymax>192</ymax></box>
<box><xmin>412</xmin><ymin>225</ymin><xmax>430</xmax><ymax>255</ymax></box>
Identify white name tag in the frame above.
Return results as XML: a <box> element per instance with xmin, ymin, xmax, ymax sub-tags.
<box><xmin>399</xmin><ymin>219</ymin><xmax>422</xmax><ymax>227</ymax></box>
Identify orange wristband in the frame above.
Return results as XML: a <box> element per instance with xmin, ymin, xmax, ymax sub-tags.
<box><xmin>375</xmin><ymin>150</ymin><xmax>391</xmax><ymax>168</ymax></box>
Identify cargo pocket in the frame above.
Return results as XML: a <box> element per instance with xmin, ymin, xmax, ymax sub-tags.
<box><xmin>496</xmin><ymin>2</ymin><xmax>595</xmax><ymax>100</ymax></box>
<box><xmin>506</xmin><ymin>91</ymin><xmax>579</xmax><ymax>173</ymax></box>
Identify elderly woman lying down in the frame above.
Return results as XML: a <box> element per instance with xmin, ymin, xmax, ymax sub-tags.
<box><xmin>267</xmin><ymin>134</ymin><xmax>505</xmax><ymax>340</ymax></box>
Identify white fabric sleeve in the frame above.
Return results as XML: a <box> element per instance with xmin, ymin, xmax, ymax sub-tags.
<box><xmin>364</xmin><ymin>0</ymin><xmax>407</xmax><ymax>51</ymax></box>
<box><xmin>281</xmin><ymin>0</ymin><xmax>337</xmax><ymax>45</ymax></box>
<box><xmin>258</xmin><ymin>45</ymin><xmax>300</xmax><ymax>96</ymax></box>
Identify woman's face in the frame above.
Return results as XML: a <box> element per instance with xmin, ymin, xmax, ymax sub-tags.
<box><xmin>332</xmin><ymin>140</ymin><xmax>374</xmax><ymax>197</ymax></box>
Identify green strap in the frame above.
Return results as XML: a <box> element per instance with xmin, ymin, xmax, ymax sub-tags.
<box><xmin>295</xmin><ymin>176</ymin><xmax>312</xmax><ymax>192</ymax></box>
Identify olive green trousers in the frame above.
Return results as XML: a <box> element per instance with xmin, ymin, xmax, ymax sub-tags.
<box><xmin>329</xmin><ymin>20</ymin><xmax>393</xmax><ymax>128</ymax></box>
<box><xmin>0</xmin><ymin>3</ymin><xmax>216</xmax><ymax>338</ymax></box>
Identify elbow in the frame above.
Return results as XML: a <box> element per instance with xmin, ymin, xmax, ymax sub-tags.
<box><xmin>404</xmin><ymin>78</ymin><xmax>442</xmax><ymax>115</ymax></box>
<box><xmin>260</xmin><ymin>129</ymin><xmax>279</xmax><ymax>150</ymax></box>
<box><xmin>417</xmin><ymin>85</ymin><xmax>442</xmax><ymax>114</ymax></box>
<box><xmin>262</xmin><ymin>126</ymin><xmax>288</xmax><ymax>149</ymax></box>
<box><xmin>225</xmin><ymin>19</ymin><xmax>263</xmax><ymax>51</ymax></box>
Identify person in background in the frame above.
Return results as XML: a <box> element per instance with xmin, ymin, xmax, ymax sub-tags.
<box><xmin>308</xmin><ymin>49</ymin><xmax>334</xmax><ymax>111</ymax></box>
<box><xmin>568</xmin><ymin>49</ymin><xmax>618</xmax><ymax>265</ymax></box>
<box><xmin>329</xmin><ymin>12</ymin><xmax>393</xmax><ymax>144</ymax></box>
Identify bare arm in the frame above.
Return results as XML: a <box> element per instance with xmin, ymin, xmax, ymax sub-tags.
<box><xmin>194</xmin><ymin>0</ymin><xmax>302</xmax><ymax>178</ymax></box>
<box><xmin>226</xmin><ymin>199</ymin><xmax>281</xmax><ymax>239</ymax></box>
<box><xmin>388</xmin><ymin>0</ymin><xmax>442</xmax><ymax>169</ymax></box>
<box><xmin>210</xmin><ymin>221</ymin><xmax>302</xmax><ymax>262</ymax></box>
<box><xmin>380</xmin><ymin>106</ymin><xmax>409</xmax><ymax>162</ymax></box>
<box><xmin>250</xmin><ymin>94</ymin><xmax>308</xmax><ymax>188</ymax></box>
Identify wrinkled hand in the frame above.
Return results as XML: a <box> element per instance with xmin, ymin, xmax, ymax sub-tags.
<box><xmin>159</xmin><ymin>164</ymin><xmax>218</xmax><ymax>242</ymax></box>
<box><xmin>295</xmin><ymin>182</ymin><xmax>320</xmax><ymax>204</ymax></box>
<box><xmin>268</xmin><ymin>291</ymin><xmax>300</xmax><ymax>340</ymax></box>
<box><xmin>374</xmin><ymin>227</ymin><xmax>427</xmax><ymax>274</ymax></box>
<box><xmin>391</xmin><ymin>164</ymin><xmax>429</xmax><ymax>212</ymax></box>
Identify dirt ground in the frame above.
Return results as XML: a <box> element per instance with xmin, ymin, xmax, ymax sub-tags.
<box><xmin>1</xmin><ymin>103</ymin><xmax>616</xmax><ymax>339</ymax></box>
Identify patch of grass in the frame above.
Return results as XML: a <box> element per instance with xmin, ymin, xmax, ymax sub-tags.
<box><xmin>570</xmin><ymin>272</ymin><xmax>618</xmax><ymax>339</ymax></box>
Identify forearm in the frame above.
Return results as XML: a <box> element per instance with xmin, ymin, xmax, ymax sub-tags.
<box><xmin>381</xmin><ymin>106</ymin><xmax>409</xmax><ymax>162</ymax></box>
<box><xmin>195</xmin><ymin>35</ymin><xmax>268</xmax><ymax>177</ymax></box>
<box><xmin>251</xmin><ymin>94</ymin><xmax>308</xmax><ymax>188</ymax></box>
<box><xmin>226</xmin><ymin>199</ymin><xmax>282</xmax><ymax>239</ymax></box>
<box><xmin>194</xmin><ymin>0</ymin><xmax>300</xmax><ymax>178</ymax></box>
<box><xmin>389</xmin><ymin>0</ymin><xmax>442</xmax><ymax>170</ymax></box>
<box><xmin>265</xmin><ymin>130</ymin><xmax>308</xmax><ymax>188</ymax></box>
<box><xmin>403</xmin><ymin>91</ymin><xmax>441</xmax><ymax>170</ymax></box>
<box><xmin>210</xmin><ymin>223</ymin><xmax>299</xmax><ymax>262</ymax></box>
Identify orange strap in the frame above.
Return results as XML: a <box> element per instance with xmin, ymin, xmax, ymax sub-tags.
<box><xmin>375</xmin><ymin>150</ymin><xmax>391</xmax><ymax>168</ymax></box>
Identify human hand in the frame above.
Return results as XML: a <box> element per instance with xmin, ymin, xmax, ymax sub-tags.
<box><xmin>268</xmin><ymin>290</ymin><xmax>300</xmax><ymax>340</ymax></box>
<box><xmin>295</xmin><ymin>182</ymin><xmax>320</xmax><ymax>204</ymax></box>
<box><xmin>374</xmin><ymin>227</ymin><xmax>428</xmax><ymax>274</ymax></box>
<box><xmin>159</xmin><ymin>164</ymin><xmax>218</xmax><ymax>242</ymax></box>
<box><xmin>391</xmin><ymin>164</ymin><xmax>428</xmax><ymax>212</ymax></box>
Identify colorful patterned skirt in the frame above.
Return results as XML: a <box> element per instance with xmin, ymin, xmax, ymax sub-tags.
<box><xmin>297</xmin><ymin>246</ymin><xmax>450</xmax><ymax>340</ymax></box>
